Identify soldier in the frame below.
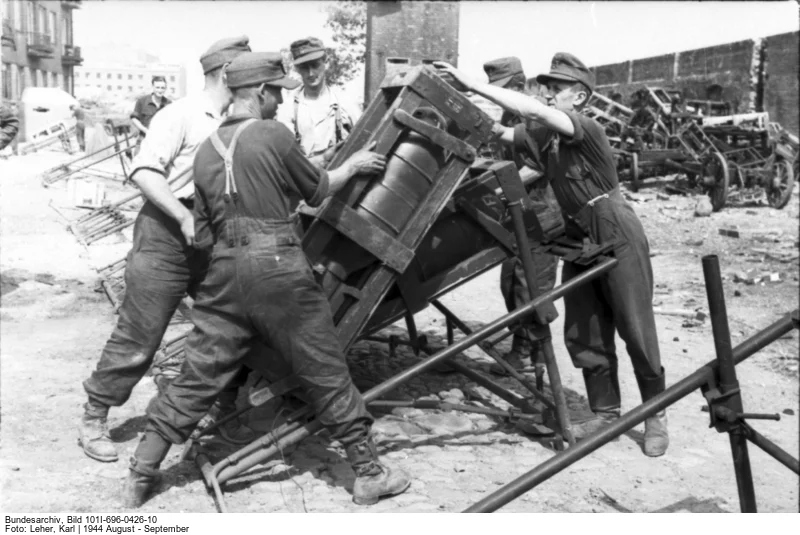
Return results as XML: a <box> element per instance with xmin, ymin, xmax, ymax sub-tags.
<box><xmin>122</xmin><ymin>52</ymin><xmax>411</xmax><ymax>508</ymax></box>
<box><xmin>436</xmin><ymin>53</ymin><xmax>668</xmax><ymax>457</ymax></box>
<box><xmin>78</xmin><ymin>36</ymin><xmax>255</xmax><ymax>465</ymax></box>
<box><xmin>279</xmin><ymin>37</ymin><xmax>356</xmax><ymax>166</ymax></box>
<box><xmin>481</xmin><ymin>57</ymin><xmax>562</xmax><ymax>379</ymax></box>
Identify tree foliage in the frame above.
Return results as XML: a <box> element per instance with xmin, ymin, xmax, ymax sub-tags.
<box><xmin>322</xmin><ymin>1</ymin><xmax>366</xmax><ymax>86</ymax></box>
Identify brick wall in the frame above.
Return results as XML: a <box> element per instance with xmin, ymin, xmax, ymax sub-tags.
<box><xmin>365</xmin><ymin>1</ymin><xmax>459</xmax><ymax>102</ymax></box>
<box><xmin>632</xmin><ymin>54</ymin><xmax>674</xmax><ymax>84</ymax></box>
<box><xmin>592</xmin><ymin>33</ymin><xmax>798</xmax><ymax>134</ymax></box>
<box><xmin>764</xmin><ymin>32</ymin><xmax>799</xmax><ymax>135</ymax></box>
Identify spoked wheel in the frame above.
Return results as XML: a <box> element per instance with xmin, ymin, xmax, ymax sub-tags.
<box><xmin>767</xmin><ymin>158</ymin><xmax>795</xmax><ymax>209</ymax></box>
<box><xmin>629</xmin><ymin>152</ymin><xmax>640</xmax><ymax>192</ymax></box>
<box><xmin>703</xmin><ymin>152</ymin><xmax>729</xmax><ymax>212</ymax></box>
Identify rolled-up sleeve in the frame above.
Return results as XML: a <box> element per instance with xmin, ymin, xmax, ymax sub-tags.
<box><xmin>129</xmin><ymin>104</ymin><xmax>186</xmax><ymax>180</ymax></box>
<box><xmin>562</xmin><ymin>111</ymin><xmax>601</xmax><ymax>146</ymax></box>
<box><xmin>276</xmin><ymin>124</ymin><xmax>330</xmax><ymax>207</ymax></box>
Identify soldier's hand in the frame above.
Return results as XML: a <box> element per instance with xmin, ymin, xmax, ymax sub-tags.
<box><xmin>346</xmin><ymin>141</ymin><xmax>386</xmax><ymax>176</ymax></box>
<box><xmin>180</xmin><ymin>215</ymin><xmax>195</xmax><ymax>247</ymax></box>
<box><xmin>432</xmin><ymin>61</ymin><xmax>476</xmax><ymax>91</ymax></box>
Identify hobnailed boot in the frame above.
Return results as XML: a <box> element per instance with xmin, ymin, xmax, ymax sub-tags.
<box><xmin>212</xmin><ymin>390</ymin><xmax>257</xmax><ymax>445</ymax></box>
<box><xmin>636</xmin><ymin>368</ymin><xmax>669</xmax><ymax>457</ymax></box>
<box><xmin>644</xmin><ymin>410</ymin><xmax>669</xmax><ymax>457</ymax></box>
<box><xmin>571</xmin><ymin>409</ymin><xmax>620</xmax><ymax>440</ymax></box>
<box><xmin>77</xmin><ymin>401</ymin><xmax>118</xmax><ymax>463</ymax></box>
<box><xmin>121</xmin><ymin>431</ymin><xmax>170</xmax><ymax>508</ymax></box>
<box><xmin>573</xmin><ymin>367</ymin><xmax>622</xmax><ymax>441</ymax></box>
<box><xmin>345</xmin><ymin>436</ymin><xmax>411</xmax><ymax>506</ymax></box>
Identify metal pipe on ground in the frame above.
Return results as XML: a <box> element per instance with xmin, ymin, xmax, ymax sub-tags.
<box><xmin>462</xmin><ymin>309</ymin><xmax>798</xmax><ymax>512</ymax></box>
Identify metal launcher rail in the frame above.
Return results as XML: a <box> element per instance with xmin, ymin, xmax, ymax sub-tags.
<box><xmin>182</xmin><ymin>65</ymin><xmax>619</xmax><ymax>512</ymax></box>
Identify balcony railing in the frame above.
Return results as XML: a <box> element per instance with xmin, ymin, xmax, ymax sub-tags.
<box><xmin>27</xmin><ymin>32</ymin><xmax>55</xmax><ymax>57</ymax></box>
<box><xmin>62</xmin><ymin>44</ymin><xmax>83</xmax><ymax>65</ymax></box>
<box><xmin>1</xmin><ymin>18</ymin><xmax>15</xmax><ymax>50</ymax></box>
<box><xmin>61</xmin><ymin>1</ymin><xmax>83</xmax><ymax>10</ymax></box>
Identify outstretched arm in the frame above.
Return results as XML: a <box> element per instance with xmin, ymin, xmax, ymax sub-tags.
<box><xmin>434</xmin><ymin>62</ymin><xmax>575</xmax><ymax>137</ymax></box>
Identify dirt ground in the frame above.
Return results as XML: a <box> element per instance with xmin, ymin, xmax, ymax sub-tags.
<box><xmin>1</xmin><ymin>149</ymin><xmax>798</xmax><ymax>514</ymax></box>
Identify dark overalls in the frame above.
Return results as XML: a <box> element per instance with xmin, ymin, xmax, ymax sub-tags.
<box><xmin>146</xmin><ymin>118</ymin><xmax>372</xmax><ymax>445</ymax></box>
<box><xmin>498</xmin><ymin>111</ymin><xmax>563</xmax><ymax>363</ymax></box>
<box><xmin>527</xmin><ymin>112</ymin><xmax>664</xmax><ymax>412</ymax></box>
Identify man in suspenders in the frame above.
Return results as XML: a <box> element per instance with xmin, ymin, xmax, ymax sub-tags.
<box><xmin>279</xmin><ymin>37</ymin><xmax>356</xmax><ymax>166</ymax></box>
<box><xmin>78</xmin><ymin>36</ymin><xmax>255</xmax><ymax>465</ymax></box>
<box><xmin>123</xmin><ymin>52</ymin><xmax>411</xmax><ymax>508</ymax></box>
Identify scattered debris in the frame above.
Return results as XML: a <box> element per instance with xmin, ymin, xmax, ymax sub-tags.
<box><xmin>733</xmin><ymin>270</ymin><xmax>784</xmax><ymax>285</ymax></box>
<box><xmin>745</xmin><ymin>210</ymin><xmax>758</xmax><ymax>215</ymax></box>
<box><xmin>656</xmin><ymin>193</ymin><xmax>670</xmax><ymax>201</ymax></box>
<box><xmin>783</xmin><ymin>409</ymin><xmax>795</xmax><ymax>416</ymax></box>
<box><xmin>665</xmin><ymin>185</ymin><xmax>690</xmax><ymax>196</ymax></box>
<box><xmin>673</xmin><ymin>336</ymin><xmax>679</xmax><ymax>342</ymax></box>
<box><xmin>719</xmin><ymin>227</ymin><xmax>740</xmax><ymax>238</ymax></box>
<box><xmin>734</xmin><ymin>290</ymin><xmax>742</xmax><ymax>297</ymax></box>
<box><xmin>684</xmin><ymin>239</ymin><xmax>704</xmax><ymax>247</ymax></box>
<box><xmin>654</xmin><ymin>307</ymin><xmax>707</xmax><ymax>321</ymax></box>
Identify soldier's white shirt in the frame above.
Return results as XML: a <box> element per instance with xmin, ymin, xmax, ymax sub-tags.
<box><xmin>129</xmin><ymin>92</ymin><xmax>222</xmax><ymax>199</ymax></box>
<box><xmin>277</xmin><ymin>84</ymin><xmax>359</xmax><ymax>157</ymax></box>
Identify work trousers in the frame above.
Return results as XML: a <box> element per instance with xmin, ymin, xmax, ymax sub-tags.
<box><xmin>500</xmin><ymin>184</ymin><xmax>562</xmax><ymax>361</ymax></box>
<box><xmin>75</xmin><ymin>124</ymin><xmax>86</xmax><ymax>152</ymax></box>
<box><xmin>147</xmin><ymin>217</ymin><xmax>372</xmax><ymax>445</ymax></box>
<box><xmin>561</xmin><ymin>190</ymin><xmax>664</xmax><ymax>412</ymax></box>
<box><xmin>83</xmin><ymin>200</ymin><xmax>214</xmax><ymax>408</ymax></box>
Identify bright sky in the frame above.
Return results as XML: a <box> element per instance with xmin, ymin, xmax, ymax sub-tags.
<box><xmin>75</xmin><ymin>1</ymin><xmax>799</xmax><ymax>96</ymax></box>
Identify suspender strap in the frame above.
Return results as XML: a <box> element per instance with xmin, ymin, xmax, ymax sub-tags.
<box><xmin>209</xmin><ymin>118</ymin><xmax>257</xmax><ymax>203</ymax></box>
<box><xmin>293</xmin><ymin>90</ymin><xmax>302</xmax><ymax>143</ymax></box>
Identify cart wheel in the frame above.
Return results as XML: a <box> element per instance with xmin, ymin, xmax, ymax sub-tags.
<box><xmin>704</xmin><ymin>152</ymin><xmax>729</xmax><ymax>212</ymax></box>
<box><xmin>629</xmin><ymin>152</ymin><xmax>640</xmax><ymax>192</ymax></box>
<box><xmin>767</xmin><ymin>158</ymin><xmax>795</xmax><ymax>209</ymax></box>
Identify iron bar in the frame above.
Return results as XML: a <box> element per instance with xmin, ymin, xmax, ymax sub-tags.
<box><xmin>462</xmin><ymin>310</ymin><xmax>797</xmax><ymax>512</ymax></box>
<box><xmin>703</xmin><ymin>254</ymin><xmax>757</xmax><ymax>513</ymax></box>
<box><xmin>741</xmin><ymin>422</ymin><xmax>800</xmax><ymax>475</ymax></box>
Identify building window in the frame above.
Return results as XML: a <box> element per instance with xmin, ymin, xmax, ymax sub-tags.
<box><xmin>128</xmin><ymin>86</ymin><xmax>133</xmax><ymax>92</ymax></box>
<box><xmin>138</xmin><ymin>74</ymin><xmax>143</xmax><ymax>80</ymax></box>
<box><xmin>128</xmin><ymin>74</ymin><xmax>132</xmax><ymax>80</ymax></box>
<box><xmin>1</xmin><ymin>63</ymin><xmax>11</xmax><ymax>100</ymax></box>
<box><xmin>170</xmin><ymin>76</ymin><xmax>176</xmax><ymax>82</ymax></box>
<box><xmin>106</xmin><ymin>73</ymin><xmax>111</xmax><ymax>79</ymax></box>
<box><xmin>107</xmin><ymin>85</ymin><xmax>112</xmax><ymax>91</ymax></box>
<box><xmin>96</xmin><ymin>73</ymin><xmax>100</xmax><ymax>79</ymax></box>
<box><xmin>170</xmin><ymin>88</ymin><xmax>176</xmax><ymax>94</ymax></box>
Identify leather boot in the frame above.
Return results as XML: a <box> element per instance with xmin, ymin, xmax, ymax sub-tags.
<box><xmin>121</xmin><ymin>431</ymin><xmax>170</xmax><ymax>508</ymax></box>
<box><xmin>573</xmin><ymin>367</ymin><xmax>622</xmax><ymax>441</ymax></box>
<box><xmin>636</xmin><ymin>368</ymin><xmax>669</xmax><ymax>457</ymax></box>
<box><xmin>345</xmin><ymin>435</ymin><xmax>411</xmax><ymax>506</ymax></box>
<box><xmin>212</xmin><ymin>390</ymin><xmax>257</xmax><ymax>445</ymax></box>
<box><xmin>78</xmin><ymin>401</ymin><xmax>118</xmax><ymax>463</ymax></box>
<box><xmin>644</xmin><ymin>411</ymin><xmax>669</xmax><ymax>457</ymax></box>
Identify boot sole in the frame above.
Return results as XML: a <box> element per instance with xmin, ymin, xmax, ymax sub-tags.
<box><xmin>77</xmin><ymin>438</ymin><xmax>119</xmax><ymax>463</ymax></box>
<box><xmin>218</xmin><ymin>427</ymin><xmax>257</xmax><ymax>446</ymax></box>
<box><xmin>352</xmin><ymin>479</ymin><xmax>412</xmax><ymax>506</ymax></box>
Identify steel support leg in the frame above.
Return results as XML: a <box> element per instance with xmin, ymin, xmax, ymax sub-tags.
<box><xmin>702</xmin><ymin>255</ymin><xmax>757</xmax><ymax>513</ymax></box>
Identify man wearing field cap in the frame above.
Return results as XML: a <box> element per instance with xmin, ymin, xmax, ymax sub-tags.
<box><xmin>79</xmin><ymin>36</ymin><xmax>256</xmax><ymax>466</ymax></box>
<box><xmin>279</xmin><ymin>37</ymin><xmax>356</xmax><ymax>165</ymax></box>
<box><xmin>436</xmin><ymin>53</ymin><xmax>668</xmax><ymax>457</ymax></box>
<box><xmin>480</xmin><ymin>58</ymin><xmax>563</xmax><ymax>386</ymax></box>
<box><xmin>123</xmin><ymin>52</ymin><xmax>411</xmax><ymax>508</ymax></box>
